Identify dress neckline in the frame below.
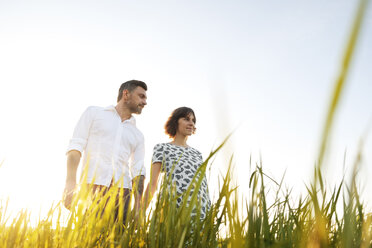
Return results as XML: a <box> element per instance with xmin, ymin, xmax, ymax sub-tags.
<box><xmin>167</xmin><ymin>143</ymin><xmax>189</xmax><ymax>149</ymax></box>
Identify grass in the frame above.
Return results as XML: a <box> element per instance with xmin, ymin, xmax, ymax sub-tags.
<box><xmin>1</xmin><ymin>152</ymin><xmax>372</xmax><ymax>247</ymax></box>
<box><xmin>0</xmin><ymin>0</ymin><xmax>371</xmax><ymax>247</ymax></box>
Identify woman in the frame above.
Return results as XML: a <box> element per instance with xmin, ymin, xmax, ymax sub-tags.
<box><xmin>143</xmin><ymin>107</ymin><xmax>211</xmax><ymax>219</ymax></box>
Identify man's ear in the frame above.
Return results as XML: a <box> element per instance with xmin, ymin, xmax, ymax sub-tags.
<box><xmin>122</xmin><ymin>89</ymin><xmax>130</xmax><ymax>101</ymax></box>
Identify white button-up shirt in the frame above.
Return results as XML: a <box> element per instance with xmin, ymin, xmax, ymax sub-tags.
<box><xmin>67</xmin><ymin>105</ymin><xmax>146</xmax><ymax>189</ymax></box>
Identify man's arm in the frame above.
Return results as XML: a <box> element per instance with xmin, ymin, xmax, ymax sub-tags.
<box><xmin>129</xmin><ymin>133</ymin><xmax>146</xmax><ymax>212</ymax></box>
<box><xmin>63</xmin><ymin>107</ymin><xmax>94</xmax><ymax>209</ymax></box>
<box><xmin>132</xmin><ymin>175</ymin><xmax>145</xmax><ymax>212</ymax></box>
<box><xmin>63</xmin><ymin>150</ymin><xmax>81</xmax><ymax>210</ymax></box>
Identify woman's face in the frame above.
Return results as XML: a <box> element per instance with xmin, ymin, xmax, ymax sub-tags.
<box><xmin>176</xmin><ymin>113</ymin><xmax>196</xmax><ymax>137</ymax></box>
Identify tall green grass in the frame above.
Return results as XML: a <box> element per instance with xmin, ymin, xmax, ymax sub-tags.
<box><xmin>1</xmin><ymin>150</ymin><xmax>371</xmax><ymax>247</ymax></box>
<box><xmin>1</xmin><ymin>137</ymin><xmax>372</xmax><ymax>247</ymax></box>
<box><xmin>0</xmin><ymin>0</ymin><xmax>371</xmax><ymax>247</ymax></box>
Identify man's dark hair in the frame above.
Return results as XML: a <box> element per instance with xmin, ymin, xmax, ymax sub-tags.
<box><xmin>117</xmin><ymin>80</ymin><xmax>147</xmax><ymax>102</ymax></box>
<box><xmin>165</xmin><ymin>107</ymin><xmax>196</xmax><ymax>138</ymax></box>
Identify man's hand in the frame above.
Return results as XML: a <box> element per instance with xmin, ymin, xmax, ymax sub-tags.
<box><xmin>63</xmin><ymin>180</ymin><xmax>76</xmax><ymax>210</ymax></box>
<box><xmin>64</xmin><ymin>150</ymin><xmax>81</xmax><ymax>210</ymax></box>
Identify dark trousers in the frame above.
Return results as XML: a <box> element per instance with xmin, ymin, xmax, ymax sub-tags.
<box><xmin>91</xmin><ymin>184</ymin><xmax>131</xmax><ymax>223</ymax></box>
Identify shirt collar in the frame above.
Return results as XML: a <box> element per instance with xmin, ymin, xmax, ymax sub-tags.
<box><xmin>104</xmin><ymin>105</ymin><xmax>116</xmax><ymax>111</ymax></box>
<box><xmin>104</xmin><ymin>105</ymin><xmax>137</xmax><ymax>125</ymax></box>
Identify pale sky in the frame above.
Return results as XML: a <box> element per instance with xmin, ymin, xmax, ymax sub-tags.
<box><xmin>0</xmin><ymin>0</ymin><xmax>371</xmax><ymax>218</ymax></box>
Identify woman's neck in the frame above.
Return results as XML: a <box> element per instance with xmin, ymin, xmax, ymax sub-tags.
<box><xmin>171</xmin><ymin>135</ymin><xmax>188</xmax><ymax>147</ymax></box>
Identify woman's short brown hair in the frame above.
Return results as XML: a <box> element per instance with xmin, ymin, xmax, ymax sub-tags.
<box><xmin>165</xmin><ymin>107</ymin><xmax>196</xmax><ymax>138</ymax></box>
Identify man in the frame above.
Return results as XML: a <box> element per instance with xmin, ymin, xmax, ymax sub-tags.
<box><xmin>63</xmin><ymin>80</ymin><xmax>147</xmax><ymax>220</ymax></box>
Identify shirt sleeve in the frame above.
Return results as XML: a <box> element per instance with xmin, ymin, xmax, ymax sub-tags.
<box><xmin>152</xmin><ymin>143</ymin><xmax>164</xmax><ymax>163</ymax></box>
<box><xmin>152</xmin><ymin>143</ymin><xmax>166</xmax><ymax>172</ymax></box>
<box><xmin>66</xmin><ymin>106</ymin><xmax>96</xmax><ymax>154</ymax></box>
<box><xmin>130</xmin><ymin>133</ymin><xmax>146</xmax><ymax>178</ymax></box>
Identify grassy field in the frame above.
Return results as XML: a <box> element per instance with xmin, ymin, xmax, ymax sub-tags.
<box><xmin>0</xmin><ymin>147</ymin><xmax>371</xmax><ymax>247</ymax></box>
<box><xmin>0</xmin><ymin>0</ymin><xmax>371</xmax><ymax>247</ymax></box>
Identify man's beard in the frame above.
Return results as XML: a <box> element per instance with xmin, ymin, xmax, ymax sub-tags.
<box><xmin>127</xmin><ymin>101</ymin><xmax>143</xmax><ymax>114</ymax></box>
<box><xmin>134</xmin><ymin>106</ymin><xmax>143</xmax><ymax>114</ymax></box>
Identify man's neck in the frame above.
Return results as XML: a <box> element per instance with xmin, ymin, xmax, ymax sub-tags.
<box><xmin>115</xmin><ymin>105</ymin><xmax>132</xmax><ymax>122</ymax></box>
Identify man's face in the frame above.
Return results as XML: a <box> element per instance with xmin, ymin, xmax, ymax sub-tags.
<box><xmin>126</xmin><ymin>86</ymin><xmax>147</xmax><ymax>114</ymax></box>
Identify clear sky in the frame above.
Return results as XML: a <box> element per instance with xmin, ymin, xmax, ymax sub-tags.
<box><xmin>0</xmin><ymin>0</ymin><xmax>371</xmax><ymax>218</ymax></box>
